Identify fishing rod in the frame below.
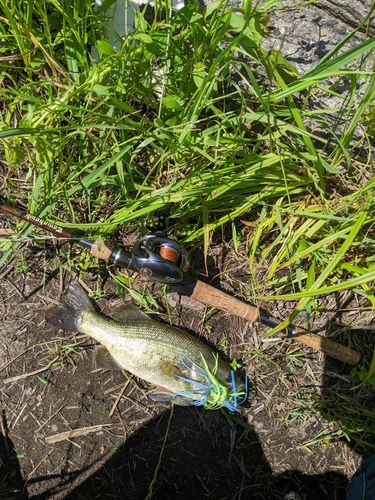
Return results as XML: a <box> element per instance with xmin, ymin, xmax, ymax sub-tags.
<box><xmin>0</xmin><ymin>197</ymin><xmax>360</xmax><ymax>365</ymax></box>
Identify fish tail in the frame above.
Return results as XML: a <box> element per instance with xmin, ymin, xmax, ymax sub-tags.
<box><xmin>45</xmin><ymin>281</ymin><xmax>94</xmax><ymax>331</ymax></box>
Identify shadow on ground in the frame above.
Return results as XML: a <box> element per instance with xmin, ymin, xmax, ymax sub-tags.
<box><xmin>1</xmin><ymin>261</ymin><xmax>375</xmax><ymax>500</ymax></box>
<box><xmin>23</xmin><ymin>405</ymin><xmax>348</xmax><ymax>500</ymax></box>
<box><xmin>1</xmin><ymin>411</ymin><xmax>28</xmax><ymax>500</ymax></box>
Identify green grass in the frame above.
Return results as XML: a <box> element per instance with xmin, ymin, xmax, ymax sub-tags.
<box><xmin>40</xmin><ymin>339</ymin><xmax>84</xmax><ymax>368</ymax></box>
<box><xmin>1</xmin><ymin>0</ymin><xmax>375</xmax><ymax>446</ymax></box>
<box><xmin>0</xmin><ymin>470</ymin><xmax>19</xmax><ymax>500</ymax></box>
<box><xmin>296</xmin><ymin>388</ymin><xmax>375</xmax><ymax>452</ymax></box>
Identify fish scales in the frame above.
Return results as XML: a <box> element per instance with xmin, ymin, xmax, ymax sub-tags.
<box><xmin>45</xmin><ymin>281</ymin><xmax>244</xmax><ymax>402</ymax></box>
<box><xmin>78</xmin><ymin>311</ymin><xmax>229</xmax><ymax>393</ymax></box>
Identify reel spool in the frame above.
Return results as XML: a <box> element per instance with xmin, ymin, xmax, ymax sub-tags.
<box><xmin>131</xmin><ymin>235</ymin><xmax>189</xmax><ymax>283</ymax></box>
<box><xmin>156</xmin><ymin>243</ymin><xmax>180</xmax><ymax>265</ymax></box>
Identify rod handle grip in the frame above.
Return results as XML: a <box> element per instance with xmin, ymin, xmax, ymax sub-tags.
<box><xmin>291</xmin><ymin>326</ymin><xmax>360</xmax><ymax>365</ymax></box>
<box><xmin>90</xmin><ymin>240</ymin><xmax>113</xmax><ymax>260</ymax></box>
<box><xmin>190</xmin><ymin>280</ymin><xmax>260</xmax><ymax>322</ymax></box>
<box><xmin>189</xmin><ymin>281</ymin><xmax>360</xmax><ymax>365</ymax></box>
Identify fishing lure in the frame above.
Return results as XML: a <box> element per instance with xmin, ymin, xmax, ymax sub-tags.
<box><xmin>150</xmin><ymin>353</ymin><xmax>248</xmax><ymax>412</ymax></box>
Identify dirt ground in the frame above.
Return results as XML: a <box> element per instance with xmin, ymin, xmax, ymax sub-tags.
<box><xmin>1</xmin><ymin>235</ymin><xmax>375</xmax><ymax>500</ymax></box>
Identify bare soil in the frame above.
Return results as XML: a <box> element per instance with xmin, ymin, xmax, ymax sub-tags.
<box><xmin>1</xmin><ymin>237</ymin><xmax>375</xmax><ymax>500</ymax></box>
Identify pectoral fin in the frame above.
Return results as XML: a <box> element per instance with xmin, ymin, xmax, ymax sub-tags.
<box><xmin>95</xmin><ymin>346</ymin><xmax>124</xmax><ymax>370</ymax></box>
<box><xmin>148</xmin><ymin>386</ymin><xmax>190</xmax><ymax>406</ymax></box>
<box><xmin>158</xmin><ymin>360</ymin><xmax>184</xmax><ymax>380</ymax></box>
<box><xmin>149</xmin><ymin>386</ymin><xmax>175</xmax><ymax>403</ymax></box>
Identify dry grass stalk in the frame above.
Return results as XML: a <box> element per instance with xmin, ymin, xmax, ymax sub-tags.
<box><xmin>3</xmin><ymin>356</ymin><xmax>59</xmax><ymax>384</ymax></box>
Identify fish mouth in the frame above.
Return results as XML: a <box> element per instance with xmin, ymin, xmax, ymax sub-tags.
<box><xmin>233</xmin><ymin>379</ymin><xmax>246</xmax><ymax>393</ymax></box>
<box><xmin>220</xmin><ymin>370</ymin><xmax>246</xmax><ymax>394</ymax></box>
<box><xmin>227</xmin><ymin>372</ymin><xmax>246</xmax><ymax>395</ymax></box>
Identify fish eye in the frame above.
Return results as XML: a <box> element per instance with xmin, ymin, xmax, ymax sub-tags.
<box><xmin>225</xmin><ymin>374</ymin><xmax>232</xmax><ymax>383</ymax></box>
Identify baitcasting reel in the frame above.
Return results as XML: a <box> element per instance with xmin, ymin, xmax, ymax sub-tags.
<box><xmin>131</xmin><ymin>234</ymin><xmax>189</xmax><ymax>283</ymax></box>
<box><xmin>129</xmin><ymin>204</ymin><xmax>189</xmax><ymax>283</ymax></box>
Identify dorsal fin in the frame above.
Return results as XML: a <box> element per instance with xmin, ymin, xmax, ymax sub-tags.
<box><xmin>110</xmin><ymin>304</ymin><xmax>151</xmax><ymax>323</ymax></box>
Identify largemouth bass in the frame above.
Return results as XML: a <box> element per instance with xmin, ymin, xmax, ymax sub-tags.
<box><xmin>45</xmin><ymin>281</ymin><xmax>246</xmax><ymax>410</ymax></box>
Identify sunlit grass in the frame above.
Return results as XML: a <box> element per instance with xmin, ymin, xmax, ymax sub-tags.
<box><xmin>0</xmin><ymin>0</ymin><xmax>374</xmax><ymax>296</ymax></box>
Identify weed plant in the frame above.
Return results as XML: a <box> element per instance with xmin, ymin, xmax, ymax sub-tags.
<box><xmin>0</xmin><ymin>470</ymin><xmax>19</xmax><ymax>500</ymax></box>
<box><xmin>0</xmin><ymin>0</ymin><xmax>375</xmax><ymax>446</ymax></box>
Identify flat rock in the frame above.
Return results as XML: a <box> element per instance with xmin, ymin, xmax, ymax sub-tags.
<box><xmin>317</xmin><ymin>0</ymin><xmax>374</xmax><ymax>35</ymax></box>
